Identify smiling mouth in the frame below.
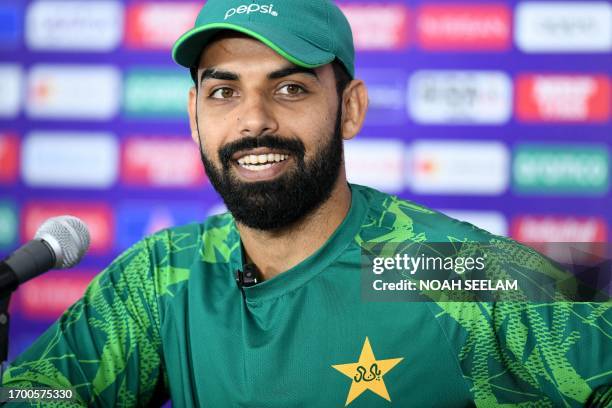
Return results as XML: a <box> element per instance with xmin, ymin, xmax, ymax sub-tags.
<box><xmin>236</xmin><ymin>153</ymin><xmax>290</xmax><ymax>171</ymax></box>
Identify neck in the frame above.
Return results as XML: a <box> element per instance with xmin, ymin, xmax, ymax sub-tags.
<box><xmin>237</xmin><ymin>173</ymin><xmax>352</xmax><ymax>281</ymax></box>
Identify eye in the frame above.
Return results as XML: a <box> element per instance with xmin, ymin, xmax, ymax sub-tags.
<box><xmin>209</xmin><ymin>87</ymin><xmax>236</xmax><ymax>99</ymax></box>
<box><xmin>278</xmin><ymin>84</ymin><xmax>306</xmax><ymax>96</ymax></box>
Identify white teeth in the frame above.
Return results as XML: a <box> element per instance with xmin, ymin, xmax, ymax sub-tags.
<box><xmin>243</xmin><ymin>163</ymin><xmax>273</xmax><ymax>171</ymax></box>
<box><xmin>237</xmin><ymin>153</ymin><xmax>289</xmax><ymax>166</ymax></box>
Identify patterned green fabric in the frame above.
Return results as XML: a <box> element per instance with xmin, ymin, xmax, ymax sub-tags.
<box><xmin>3</xmin><ymin>184</ymin><xmax>610</xmax><ymax>407</ymax></box>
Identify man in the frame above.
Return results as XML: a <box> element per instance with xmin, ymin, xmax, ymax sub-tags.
<box><xmin>3</xmin><ymin>1</ymin><xmax>611</xmax><ymax>407</ymax></box>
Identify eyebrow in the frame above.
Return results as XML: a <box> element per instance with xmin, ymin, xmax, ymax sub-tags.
<box><xmin>268</xmin><ymin>66</ymin><xmax>318</xmax><ymax>80</ymax></box>
<box><xmin>199</xmin><ymin>65</ymin><xmax>318</xmax><ymax>85</ymax></box>
<box><xmin>200</xmin><ymin>68</ymin><xmax>238</xmax><ymax>84</ymax></box>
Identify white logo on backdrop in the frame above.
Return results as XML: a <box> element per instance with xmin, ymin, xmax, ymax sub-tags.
<box><xmin>408</xmin><ymin>70</ymin><xmax>512</xmax><ymax>124</ymax></box>
<box><xmin>515</xmin><ymin>2</ymin><xmax>612</xmax><ymax>52</ymax></box>
<box><xmin>409</xmin><ymin>140</ymin><xmax>509</xmax><ymax>195</ymax></box>
<box><xmin>22</xmin><ymin>131</ymin><xmax>119</xmax><ymax>188</ymax></box>
<box><xmin>27</xmin><ymin>65</ymin><xmax>121</xmax><ymax>120</ymax></box>
<box><xmin>26</xmin><ymin>0</ymin><xmax>124</xmax><ymax>51</ymax></box>
<box><xmin>344</xmin><ymin>139</ymin><xmax>405</xmax><ymax>193</ymax></box>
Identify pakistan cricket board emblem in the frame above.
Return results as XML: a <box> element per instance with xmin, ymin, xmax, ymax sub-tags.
<box><xmin>332</xmin><ymin>337</ymin><xmax>404</xmax><ymax>406</ymax></box>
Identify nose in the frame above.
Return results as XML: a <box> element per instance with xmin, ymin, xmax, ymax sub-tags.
<box><xmin>237</xmin><ymin>93</ymin><xmax>279</xmax><ymax>137</ymax></box>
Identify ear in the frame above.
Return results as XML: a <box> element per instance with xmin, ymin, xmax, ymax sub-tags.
<box><xmin>188</xmin><ymin>86</ymin><xmax>200</xmax><ymax>144</ymax></box>
<box><xmin>340</xmin><ymin>79</ymin><xmax>368</xmax><ymax>141</ymax></box>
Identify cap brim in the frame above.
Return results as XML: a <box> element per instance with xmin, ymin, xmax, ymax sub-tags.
<box><xmin>172</xmin><ymin>22</ymin><xmax>335</xmax><ymax>70</ymax></box>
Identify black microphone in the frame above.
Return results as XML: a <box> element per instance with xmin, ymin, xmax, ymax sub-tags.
<box><xmin>0</xmin><ymin>216</ymin><xmax>90</xmax><ymax>298</ymax></box>
<box><xmin>235</xmin><ymin>263</ymin><xmax>259</xmax><ymax>289</ymax></box>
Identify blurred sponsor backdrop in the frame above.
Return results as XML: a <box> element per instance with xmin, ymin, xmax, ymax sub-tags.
<box><xmin>0</xmin><ymin>0</ymin><xmax>610</xmax><ymax>360</ymax></box>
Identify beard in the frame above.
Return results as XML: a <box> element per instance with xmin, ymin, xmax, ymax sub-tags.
<box><xmin>198</xmin><ymin>107</ymin><xmax>344</xmax><ymax>231</ymax></box>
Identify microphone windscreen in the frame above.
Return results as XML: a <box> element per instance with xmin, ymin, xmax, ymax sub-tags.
<box><xmin>35</xmin><ymin>216</ymin><xmax>91</xmax><ymax>268</ymax></box>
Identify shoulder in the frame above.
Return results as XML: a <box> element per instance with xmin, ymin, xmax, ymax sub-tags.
<box><xmin>140</xmin><ymin>212</ymin><xmax>238</xmax><ymax>263</ymax></box>
<box><xmin>353</xmin><ymin>184</ymin><xmax>556</xmax><ymax>275</ymax></box>
<box><xmin>90</xmin><ymin>213</ymin><xmax>238</xmax><ymax>297</ymax></box>
<box><xmin>353</xmin><ymin>184</ymin><xmax>498</xmax><ymax>243</ymax></box>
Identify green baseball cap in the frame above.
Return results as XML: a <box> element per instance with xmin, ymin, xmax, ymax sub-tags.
<box><xmin>172</xmin><ymin>0</ymin><xmax>355</xmax><ymax>78</ymax></box>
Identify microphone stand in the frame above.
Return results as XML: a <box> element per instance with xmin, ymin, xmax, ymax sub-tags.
<box><xmin>0</xmin><ymin>295</ymin><xmax>9</xmax><ymax>384</ymax></box>
<box><xmin>0</xmin><ymin>261</ymin><xmax>19</xmax><ymax>386</ymax></box>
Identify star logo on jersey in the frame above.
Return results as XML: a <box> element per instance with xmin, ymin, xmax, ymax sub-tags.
<box><xmin>332</xmin><ymin>337</ymin><xmax>404</xmax><ymax>406</ymax></box>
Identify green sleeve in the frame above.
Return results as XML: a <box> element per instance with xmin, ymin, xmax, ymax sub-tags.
<box><xmin>2</xmin><ymin>238</ymin><xmax>168</xmax><ymax>407</ymax></box>
<box><xmin>431</xmin><ymin>239</ymin><xmax>612</xmax><ymax>407</ymax></box>
<box><xmin>435</xmin><ymin>301</ymin><xmax>612</xmax><ymax>407</ymax></box>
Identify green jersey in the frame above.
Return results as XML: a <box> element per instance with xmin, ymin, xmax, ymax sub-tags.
<box><xmin>3</xmin><ymin>185</ymin><xmax>611</xmax><ymax>407</ymax></box>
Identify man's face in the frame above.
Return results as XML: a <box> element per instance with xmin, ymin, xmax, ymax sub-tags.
<box><xmin>188</xmin><ymin>35</ymin><xmax>345</xmax><ymax>231</ymax></box>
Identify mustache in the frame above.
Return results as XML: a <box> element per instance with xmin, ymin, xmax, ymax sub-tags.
<box><xmin>218</xmin><ymin>135</ymin><xmax>306</xmax><ymax>168</ymax></box>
